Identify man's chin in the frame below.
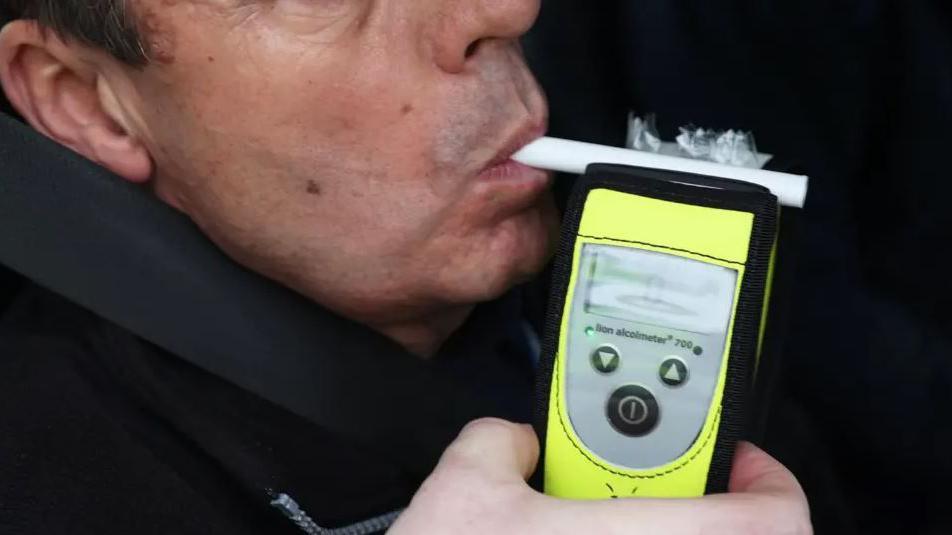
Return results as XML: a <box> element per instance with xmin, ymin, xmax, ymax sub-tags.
<box><xmin>470</xmin><ymin>197</ymin><xmax>559</xmax><ymax>301</ymax></box>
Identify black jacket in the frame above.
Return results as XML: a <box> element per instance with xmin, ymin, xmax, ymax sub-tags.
<box><xmin>0</xmin><ymin>284</ymin><xmax>538</xmax><ymax>534</ymax></box>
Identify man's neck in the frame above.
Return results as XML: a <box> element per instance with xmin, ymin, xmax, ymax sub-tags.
<box><xmin>372</xmin><ymin>305</ymin><xmax>475</xmax><ymax>359</ymax></box>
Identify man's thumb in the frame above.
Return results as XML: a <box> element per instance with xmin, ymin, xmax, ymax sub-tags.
<box><xmin>729</xmin><ymin>442</ymin><xmax>805</xmax><ymax>498</ymax></box>
<box><xmin>439</xmin><ymin>418</ymin><xmax>540</xmax><ymax>481</ymax></box>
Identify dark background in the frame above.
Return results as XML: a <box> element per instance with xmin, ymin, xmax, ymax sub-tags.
<box><xmin>525</xmin><ymin>1</ymin><xmax>952</xmax><ymax>533</ymax></box>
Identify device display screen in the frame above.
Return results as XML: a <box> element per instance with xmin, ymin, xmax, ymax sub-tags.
<box><xmin>582</xmin><ymin>244</ymin><xmax>737</xmax><ymax>335</ymax></box>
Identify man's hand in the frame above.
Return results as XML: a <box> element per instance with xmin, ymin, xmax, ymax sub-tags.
<box><xmin>389</xmin><ymin>418</ymin><xmax>811</xmax><ymax>534</ymax></box>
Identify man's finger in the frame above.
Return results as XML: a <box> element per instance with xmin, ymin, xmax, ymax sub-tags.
<box><xmin>439</xmin><ymin>418</ymin><xmax>540</xmax><ymax>481</ymax></box>
<box><xmin>728</xmin><ymin>441</ymin><xmax>805</xmax><ymax>498</ymax></box>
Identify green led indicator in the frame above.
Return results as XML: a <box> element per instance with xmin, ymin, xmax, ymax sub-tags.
<box><xmin>585</xmin><ymin>326</ymin><xmax>596</xmax><ymax>337</ymax></box>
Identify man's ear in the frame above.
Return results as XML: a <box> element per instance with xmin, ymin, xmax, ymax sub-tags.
<box><xmin>0</xmin><ymin>20</ymin><xmax>153</xmax><ymax>183</ymax></box>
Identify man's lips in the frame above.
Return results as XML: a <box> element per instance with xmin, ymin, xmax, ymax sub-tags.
<box><xmin>479</xmin><ymin>158</ymin><xmax>544</xmax><ymax>181</ymax></box>
<box><xmin>479</xmin><ymin>121</ymin><xmax>547</xmax><ymax>180</ymax></box>
<box><xmin>466</xmin><ymin>117</ymin><xmax>552</xmax><ymax>214</ymax></box>
<box><xmin>471</xmin><ymin>120</ymin><xmax>551</xmax><ymax>215</ymax></box>
<box><xmin>474</xmin><ymin>155</ymin><xmax>552</xmax><ymax>216</ymax></box>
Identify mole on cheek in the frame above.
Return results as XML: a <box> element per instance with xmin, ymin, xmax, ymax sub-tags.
<box><xmin>401</xmin><ymin>103</ymin><xmax>414</xmax><ymax>115</ymax></box>
<box><xmin>306</xmin><ymin>180</ymin><xmax>322</xmax><ymax>196</ymax></box>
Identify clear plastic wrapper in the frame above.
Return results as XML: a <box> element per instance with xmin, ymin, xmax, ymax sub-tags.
<box><xmin>624</xmin><ymin>114</ymin><xmax>763</xmax><ymax>169</ymax></box>
<box><xmin>676</xmin><ymin>124</ymin><xmax>715</xmax><ymax>159</ymax></box>
<box><xmin>677</xmin><ymin>125</ymin><xmax>759</xmax><ymax>168</ymax></box>
<box><xmin>626</xmin><ymin>112</ymin><xmax>662</xmax><ymax>153</ymax></box>
<box><xmin>710</xmin><ymin>129</ymin><xmax>758</xmax><ymax>168</ymax></box>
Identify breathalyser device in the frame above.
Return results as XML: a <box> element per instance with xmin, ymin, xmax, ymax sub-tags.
<box><xmin>514</xmin><ymin>138</ymin><xmax>807</xmax><ymax>499</ymax></box>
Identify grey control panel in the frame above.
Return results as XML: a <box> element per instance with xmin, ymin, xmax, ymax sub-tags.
<box><xmin>565</xmin><ymin>244</ymin><xmax>738</xmax><ymax>469</ymax></box>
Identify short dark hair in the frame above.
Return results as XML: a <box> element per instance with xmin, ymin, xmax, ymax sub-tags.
<box><xmin>0</xmin><ymin>0</ymin><xmax>148</xmax><ymax>65</ymax></box>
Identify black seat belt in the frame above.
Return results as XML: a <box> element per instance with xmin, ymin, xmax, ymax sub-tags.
<box><xmin>0</xmin><ymin>112</ymin><xmax>497</xmax><ymax>478</ymax></box>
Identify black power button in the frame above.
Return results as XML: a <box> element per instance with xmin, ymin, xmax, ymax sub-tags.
<box><xmin>606</xmin><ymin>385</ymin><xmax>660</xmax><ymax>437</ymax></box>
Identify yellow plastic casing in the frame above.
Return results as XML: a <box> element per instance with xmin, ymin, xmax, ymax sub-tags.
<box><xmin>544</xmin><ymin>188</ymin><xmax>756</xmax><ymax>499</ymax></box>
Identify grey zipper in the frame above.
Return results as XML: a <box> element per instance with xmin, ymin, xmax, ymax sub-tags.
<box><xmin>270</xmin><ymin>493</ymin><xmax>404</xmax><ymax>535</ymax></box>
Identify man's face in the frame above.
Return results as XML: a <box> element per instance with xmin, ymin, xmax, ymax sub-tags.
<box><xmin>123</xmin><ymin>0</ymin><xmax>556</xmax><ymax>330</ymax></box>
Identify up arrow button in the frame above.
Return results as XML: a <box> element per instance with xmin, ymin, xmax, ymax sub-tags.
<box><xmin>659</xmin><ymin>357</ymin><xmax>689</xmax><ymax>387</ymax></box>
<box><xmin>664</xmin><ymin>365</ymin><xmax>681</xmax><ymax>382</ymax></box>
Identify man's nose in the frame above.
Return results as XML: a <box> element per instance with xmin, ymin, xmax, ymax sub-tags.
<box><xmin>429</xmin><ymin>0</ymin><xmax>541</xmax><ymax>74</ymax></box>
